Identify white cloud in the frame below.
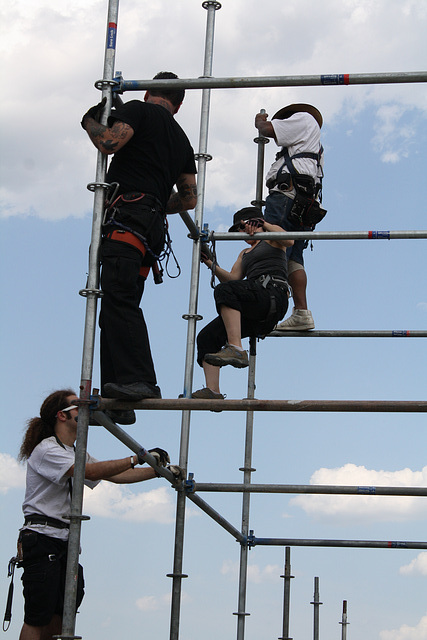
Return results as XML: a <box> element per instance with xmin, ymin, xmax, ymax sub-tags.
<box><xmin>1</xmin><ymin>0</ymin><xmax>427</xmax><ymax>220</ymax></box>
<box><xmin>290</xmin><ymin>463</ymin><xmax>427</xmax><ymax>522</ymax></box>
<box><xmin>135</xmin><ymin>591</ymin><xmax>190</xmax><ymax>612</ymax></box>
<box><xmin>0</xmin><ymin>453</ymin><xmax>26</xmax><ymax>494</ymax></box>
<box><xmin>83</xmin><ymin>482</ymin><xmax>177</xmax><ymax>523</ymax></box>
<box><xmin>221</xmin><ymin>559</ymin><xmax>281</xmax><ymax>583</ymax></box>
<box><xmin>135</xmin><ymin>595</ymin><xmax>161</xmax><ymax>612</ymax></box>
<box><xmin>380</xmin><ymin>614</ymin><xmax>427</xmax><ymax>640</ymax></box>
<box><xmin>400</xmin><ymin>552</ymin><xmax>427</xmax><ymax>576</ymax></box>
<box><xmin>416</xmin><ymin>303</ymin><xmax>427</xmax><ymax>313</ymax></box>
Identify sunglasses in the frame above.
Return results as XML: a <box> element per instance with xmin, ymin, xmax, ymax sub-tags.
<box><xmin>60</xmin><ymin>404</ymin><xmax>78</xmax><ymax>413</ymax></box>
<box><xmin>239</xmin><ymin>218</ymin><xmax>264</xmax><ymax>230</ymax></box>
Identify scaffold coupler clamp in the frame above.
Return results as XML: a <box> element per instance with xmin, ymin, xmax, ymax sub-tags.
<box><xmin>246</xmin><ymin>530</ymin><xmax>256</xmax><ymax>549</ymax></box>
<box><xmin>184</xmin><ymin>472</ymin><xmax>196</xmax><ymax>494</ymax></box>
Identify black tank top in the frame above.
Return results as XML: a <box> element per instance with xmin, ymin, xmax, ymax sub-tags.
<box><xmin>241</xmin><ymin>241</ymin><xmax>288</xmax><ymax>281</ymax></box>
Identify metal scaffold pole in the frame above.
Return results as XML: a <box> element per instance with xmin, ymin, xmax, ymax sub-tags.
<box><xmin>61</xmin><ymin>1</ymin><xmax>120</xmax><ymax>638</ymax></box>
<box><xmin>234</xmin><ymin>114</ymin><xmax>274</xmax><ymax>639</ymax></box>
<box><xmin>339</xmin><ymin>600</ymin><xmax>349</xmax><ymax>640</ymax></box>
<box><xmin>311</xmin><ymin>577</ymin><xmax>322</xmax><ymax>640</ymax></box>
<box><xmin>169</xmin><ymin>4</ymin><xmax>221</xmax><ymax>640</ymax></box>
<box><xmin>235</xmin><ymin>338</ymin><xmax>257</xmax><ymax>640</ymax></box>
<box><xmin>117</xmin><ymin>70</ymin><xmax>427</xmax><ymax>92</ymax></box>
<box><xmin>279</xmin><ymin>547</ymin><xmax>294</xmax><ymax>640</ymax></box>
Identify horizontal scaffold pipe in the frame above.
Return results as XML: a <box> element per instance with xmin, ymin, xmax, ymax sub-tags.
<box><xmin>98</xmin><ymin>398</ymin><xmax>427</xmax><ymax>413</ymax></box>
<box><xmin>117</xmin><ymin>71</ymin><xmax>427</xmax><ymax>93</ymax></box>
<box><xmin>248</xmin><ymin>538</ymin><xmax>427</xmax><ymax>549</ymax></box>
<box><xmin>268</xmin><ymin>330</ymin><xmax>427</xmax><ymax>338</ymax></box>
<box><xmin>193</xmin><ymin>483</ymin><xmax>427</xmax><ymax>496</ymax></box>
<box><xmin>211</xmin><ymin>230</ymin><xmax>427</xmax><ymax>241</ymax></box>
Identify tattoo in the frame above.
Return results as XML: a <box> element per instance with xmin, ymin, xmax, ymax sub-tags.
<box><xmin>87</xmin><ymin>120</ymin><xmax>108</xmax><ymax>139</ymax></box>
<box><xmin>155</xmin><ymin>97</ymin><xmax>173</xmax><ymax>112</ymax></box>
<box><xmin>86</xmin><ymin>119</ymin><xmax>132</xmax><ymax>153</ymax></box>
<box><xmin>177</xmin><ymin>182</ymin><xmax>197</xmax><ymax>202</ymax></box>
<box><xmin>165</xmin><ymin>193</ymin><xmax>181</xmax><ymax>213</ymax></box>
<box><xmin>110</xmin><ymin>121</ymin><xmax>132</xmax><ymax>140</ymax></box>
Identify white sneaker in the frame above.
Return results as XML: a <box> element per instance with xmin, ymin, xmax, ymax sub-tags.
<box><xmin>276</xmin><ymin>308</ymin><xmax>315</xmax><ymax>331</ymax></box>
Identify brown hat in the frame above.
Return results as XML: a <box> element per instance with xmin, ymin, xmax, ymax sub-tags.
<box><xmin>228</xmin><ymin>206</ymin><xmax>264</xmax><ymax>232</ymax></box>
<box><xmin>272</xmin><ymin>103</ymin><xmax>323</xmax><ymax>128</ymax></box>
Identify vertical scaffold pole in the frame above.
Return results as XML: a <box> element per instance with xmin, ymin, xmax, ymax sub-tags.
<box><xmin>311</xmin><ymin>577</ymin><xmax>323</xmax><ymax>640</ymax></box>
<box><xmin>60</xmin><ymin>1</ymin><xmax>119</xmax><ymax>638</ymax></box>
<box><xmin>279</xmin><ymin>547</ymin><xmax>294</xmax><ymax>640</ymax></box>
<box><xmin>169</xmin><ymin>4</ymin><xmax>221</xmax><ymax>640</ymax></box>
<box><xmin>235</xmin><ymin>337</ymin><xmax>257</xmax><ymax>640</ymax></box>
<box><xmin>339</xmin><ymin>600</ymin><xmax>349</xmax><ymax>640</ymax></box>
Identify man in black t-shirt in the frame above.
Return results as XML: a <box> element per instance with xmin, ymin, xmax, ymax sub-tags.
<box><xmin>82</xmin><ymin>72</ymin><xmax>197</xmax><ymax>419</ymax></box>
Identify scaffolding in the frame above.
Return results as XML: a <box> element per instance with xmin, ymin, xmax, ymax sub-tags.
<box><xmin>59</xmin><ymin>2</ymin><xmax>427</xmax><ymax>638</ymax></box>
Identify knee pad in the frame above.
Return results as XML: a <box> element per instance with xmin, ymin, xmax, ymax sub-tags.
<box><xmin>288</xmin><ymin>260</ymin><xmax>305</xmax><ymax>275</ymax></box>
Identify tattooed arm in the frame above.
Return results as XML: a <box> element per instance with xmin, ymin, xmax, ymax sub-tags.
<box><xmin>83</xmin><ymin>118</ymin><xmax>134</xmax><ymax>155</ymax></box>
<box><xmin>165</xmin><ymin>173</ymin><xmax>197</xmax><ymax>213</ymax></box>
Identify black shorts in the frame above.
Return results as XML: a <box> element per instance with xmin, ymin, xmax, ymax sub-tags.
<box><xmin>19</xmin><ymin>529</ymin><xmax>84</xmax><ymax>627</ymax></box>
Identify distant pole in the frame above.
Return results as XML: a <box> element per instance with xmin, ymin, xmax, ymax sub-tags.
<box><xmin>278</xmin><ymin>547</ymin><xmax>294</xmax><ymax>640</ymax></box>
<box><xmin>339</xmin><ymin>600</ymin><xmax>349</xmax><ymax>640</ymax></box>
<box><xmin>311</xmin><ymin>577</ymin><xmax>323</xmax><ymax>640</ymax></box>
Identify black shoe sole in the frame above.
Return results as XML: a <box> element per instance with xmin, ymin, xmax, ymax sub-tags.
<box><xmin>103</xmin><ymin>383</ymin><xmax>161</xmax><ymax>400</ymax></box>
<box><xmin>204</xmin><ymin>354</ymin><xmax>249</xmax><ymax>368</ymax></box>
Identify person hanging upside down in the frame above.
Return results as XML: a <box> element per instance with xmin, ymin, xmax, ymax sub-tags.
<box><xmin>192</xmin><ymin>206</ymin><xmax>293</xmax><ymax>401</ymax></box>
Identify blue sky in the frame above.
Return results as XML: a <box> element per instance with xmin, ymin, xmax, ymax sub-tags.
<box><xmin>1</xmin><ymin>1</ymin><xmax>427</xmax><ymax>638</ymax></box>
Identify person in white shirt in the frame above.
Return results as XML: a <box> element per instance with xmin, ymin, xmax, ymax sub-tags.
<box><xmin>17</xmin><ymin>388</ymin><xmax>174</xmax><ymax>640</ymax></box>
<box><xmin>255</xmin><ymin>104</ymin><xmax>324</xmax><ymax>330</ymax></box>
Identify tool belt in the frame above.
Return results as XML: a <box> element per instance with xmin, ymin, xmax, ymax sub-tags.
<box><xmin>288</xmin><ymin>193</ymin><xmax>327</xmax><ymax>230</ymax></box>
<box><xmin>24</xmin><ymin>514</ymin><xmax>69</xmax><ymax>530</ymax></box>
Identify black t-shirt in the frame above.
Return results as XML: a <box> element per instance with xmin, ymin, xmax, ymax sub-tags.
<box><xmin>106</xmin><ymin>100</ymin><xmax>197</xmax><ymax>208</ymax></box>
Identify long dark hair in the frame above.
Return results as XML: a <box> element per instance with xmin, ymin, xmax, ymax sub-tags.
<box><xmin>18</xmin><ymin>389</ymin><xmax>76</xmax><ymax>461</ymax></box>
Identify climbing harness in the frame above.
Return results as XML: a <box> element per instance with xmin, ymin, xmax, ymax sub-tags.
<box><xmin>269</xmin><ymin>146</ymin><xmax>327</xmax><ymax>230</ymax></box>
<box><xmin>103</xmin><ymin>186</ymin><xmax>181</xmax><ymax>280</ymax></box>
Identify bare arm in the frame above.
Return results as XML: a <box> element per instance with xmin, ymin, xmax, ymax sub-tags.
<box><xmin>165</xmin><ymin>173</ymin><xmax>197</xmax><ymax>214</ymax></box>
<box><xmin>84</xmin><ymin>118</ymin><xmax>134</xmax><ymax>155</ymax></box>
<box><xmin>262</xmin><ymin>220</ymin><xmax>294</xmax><ymax>249</ymax></box>
<box><xmin>201</xmin><ymin>248</ymin><xmax>246</xmax><ymax>283</ymax></box>
<box><xmin>254</xmin><ymin>112</ymin><xmax>276</xmax><ymax>140</ymax></box>
<box><xmin>66</xmin><ymin>456</ymin><xmax>156</xmax><ymax>483</ymax></box>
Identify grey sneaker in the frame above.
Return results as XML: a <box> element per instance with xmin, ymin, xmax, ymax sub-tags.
<box><xmin>276</xmin><ymin>308</ymin><xmax>315</xmax><ymax>331</ymax></box>
<box><xmin>204</xmin><ymin>344</ymin><xmax>249</xmax><ymax>368</ymax></box>
<box><xmin>191</xmin><ymin>387</ymin><xmax>225</xmax><ymax>413</ymax></box>
<box><xmin>191</xmin><ymin>388</ymin><xmax>225</xmax><ymax>400</ymax></box>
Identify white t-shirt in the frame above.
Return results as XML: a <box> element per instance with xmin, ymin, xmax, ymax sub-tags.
<box><xmin>265</xmin><ymin>112</ymin><xmax>323</xmax><ymax>192</ymax></box>
<box><xmin>22</xmin><ymin>436</ymin><xmax>100</xmax><ymax>541</ymax></box>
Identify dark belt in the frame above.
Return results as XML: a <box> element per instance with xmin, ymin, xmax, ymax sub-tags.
<box><xmin>119</xmin><ymin>192</ymin><xmax>164</xmax><ymax>210</ymax></box>
<box><xmin>24</xmin><ymin>514</ymin><xmax>69</xmax><ymax>530</ymax></box>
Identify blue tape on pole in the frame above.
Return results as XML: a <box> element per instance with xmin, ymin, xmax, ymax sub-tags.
<box><xmin>368</xmin><ymin>231</ymin><xmax>391</xmax><ymax>239</ymax></box>
<box><xmin>392</xmin><ymin>330</ymin><xmax>410</xmax><ymax>337</ymax></box>
<box><xmin>389</xmin><ymin>541</ymin><xmax>408</xmax><ymax>548</ymax></box>
<box><xmin>357</xmin><ymin>486</ymin><xmax>376</xmax><ymax>494</ymax></box>
<box><xmin>321</xmin><ymin>74</ymin><xmax>349</xmax><ymax>85</ymax></box>
<box><xmin>108</xmin><ymin>22</ymin><xmax>117</xmax><ymax>49</ymax></box>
